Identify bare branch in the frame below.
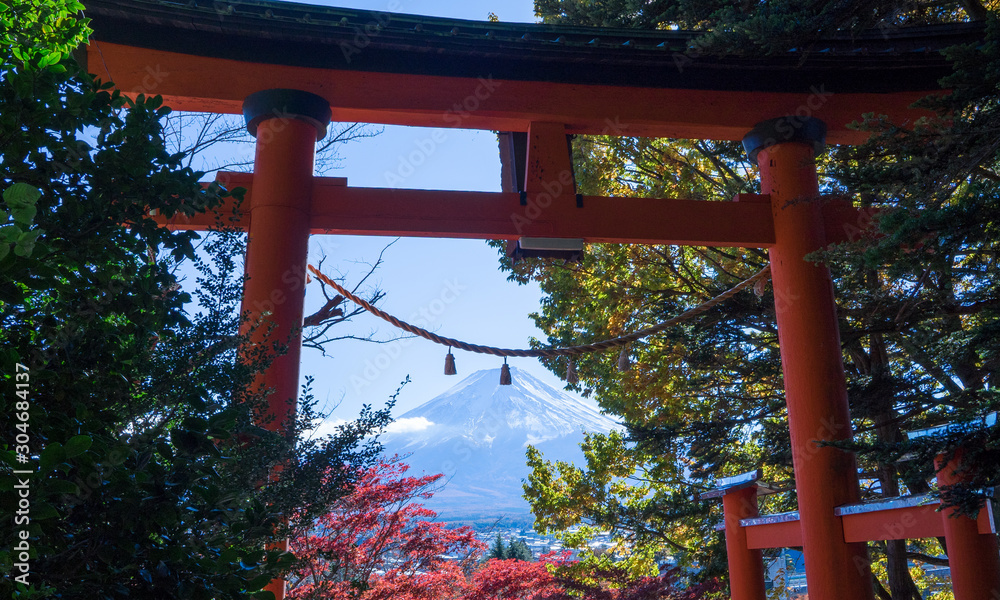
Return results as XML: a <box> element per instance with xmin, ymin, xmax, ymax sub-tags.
<box><xmin>303</xmin><ymin>295</ymin><xmax>346</xmax><ymax>328</ymax></box>
<box><xmin>300</xmin><ymin>240</ymin><xmax>415</xmax><ymax>353</ymax></box>
<box><xmin>162</xmin><ymin>112</ymin><xmax>380</xmax><ymax>177</ymax></box>
<box><xmin>906</xmin><ymin>552</ymin><xmax>950</xmax><ymax>567</ymax></box>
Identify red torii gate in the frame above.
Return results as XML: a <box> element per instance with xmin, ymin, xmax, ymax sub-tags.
<box><xmin>84</xmin><ymin>1</ymin><xmax>998</xmax><ymax>598</ymax></box>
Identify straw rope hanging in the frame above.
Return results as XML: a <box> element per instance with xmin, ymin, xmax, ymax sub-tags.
<box><xmin>307</xmin><ymin>264</ymin><xmax>770</xmax><ymax>382</ymax></box>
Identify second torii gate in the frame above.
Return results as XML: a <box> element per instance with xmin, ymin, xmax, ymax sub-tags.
<box><xmin>83</xmin><ymin>1</ymin><xmax>999</xmax><ymax>598</ymax></box>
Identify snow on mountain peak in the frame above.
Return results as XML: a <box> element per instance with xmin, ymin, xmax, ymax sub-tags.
<box><xmin>391</xmin><ymin>367</ymin><xmax>617</xmax><ymax>447</ymax></box>
<box><xmin>381</xmin><ymin>367</ymin><xmax>619</xmax><ymax>518</ymax></box>
<box><xmin>380</xmin><ymin>367</ymin><xmax>619</xmax><ymax>518</ymax></box>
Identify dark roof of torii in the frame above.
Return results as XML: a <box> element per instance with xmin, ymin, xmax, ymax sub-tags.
<box><xmin>84</xmin><ymin>0</ymin><xmax>983</xmax><ymax>94</ymax></box>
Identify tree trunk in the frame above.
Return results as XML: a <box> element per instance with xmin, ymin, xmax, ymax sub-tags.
<box><xmin>870</xmin><ymin>332</ymin><xmax>923</xmax><ymax>600</ymax></box>
<box><xmin>885</xmin><ymin>539</ymin><xmax>922</xmax><ymax>600</ymax></box>
<box><xmin>961</xmin><ymin>0</ymin><xmax>988</xmax><ymax>21</ymax></box>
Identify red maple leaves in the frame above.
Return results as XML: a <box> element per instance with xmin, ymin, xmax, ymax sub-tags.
<box><xmin>288</xmin><ymin>457</ymin><xmax>483</xmax><ymax>600</ymax></box>
<box><xmin>287</xmin><ymin>457</ymin><xmax>720</xmax><ymax>600</ymax></box>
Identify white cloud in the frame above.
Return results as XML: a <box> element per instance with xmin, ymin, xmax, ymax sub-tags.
<box><xmin>525</xmin><ymin>434</ymin><xmax>557</xmax><ymax>447</ymax></box>
<box><xmin>308</xmin><ymin>417</ymin><xmax>348</xmax><ymax>440</ymax></box>
<box><xmin>385</xmin><ymin>417</ymin><xmax>435</xmax><ymax>434</ymax></box>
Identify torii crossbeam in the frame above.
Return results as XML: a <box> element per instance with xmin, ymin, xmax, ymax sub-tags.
<box><xmin>83</xmin><ymin>1</ymin><xmax>999</xmax><ymax>598</ymax></box>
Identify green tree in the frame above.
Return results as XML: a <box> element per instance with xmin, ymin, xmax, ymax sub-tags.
<box><xmin>486</xmin><ymin>533</ymin><xmax>507</xmax><ymax>561</ymax></box>
<box><xmin>506</xmin><ymin>539</ymin><xmax>533</xmax><ymax>562</ymax></box>
<box><xmin>0</xmin><ymin>2</ymin><xmax>390</xmax><ymax>598</ymax></box>
<box><xmin>517</xmin><ymin>2</ymin><xmax>1000</xmax><ymax>598</ymax></box>
<box><xmin>486</xmin><ymin>534</ymin><xmax>533</xmax><ymax>562</ymax></box>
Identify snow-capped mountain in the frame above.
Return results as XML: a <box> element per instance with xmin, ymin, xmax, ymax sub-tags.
<box><xmin>381</xmin><ymin>367</ymin><xmax>619</xmax><ymax>519</ymax></box>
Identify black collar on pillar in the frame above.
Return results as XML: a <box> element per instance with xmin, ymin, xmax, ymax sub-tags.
<box><xmin>242</xmin><ymin>88</ymin><xmax>333</xmax><ymax>140</ymax></box>
<box><xmin>741</xmin><ymin>116</ymin><xmax>827</xmax><ymax>165</ymax></box>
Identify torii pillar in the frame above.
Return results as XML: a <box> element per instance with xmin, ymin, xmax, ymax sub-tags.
<box><xmin>240</xmin><ymin>89</ymin><xmax>331</xmax><ymax>600</ymax></box>
<box><xmin>743</xmin><ymin>117</ymin><xmax>875</xmax><ymax>600</ymax></box>
<box><xmin>935</xmin><ymin>450</ymin><xmax>1000</xmax><ymax>599</ymax></box>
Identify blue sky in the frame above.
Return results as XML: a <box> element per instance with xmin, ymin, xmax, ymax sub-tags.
<box><xmin>237</xmin><ymin>0</ymin><xmax>594</xmax><ymax>424</ymax></box>
<box><xmin>295</xmin><ymin>0</ymin><xmax>537</xmax><ymax>22</ymax></box>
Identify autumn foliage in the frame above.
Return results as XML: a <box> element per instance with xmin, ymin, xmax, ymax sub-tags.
<box><xmin>466</xmin><ymin>555</ymin><xmax>567</xmax><ymax>600</ymax></box>
<box><xmin>286</xmin><ymin>457</ymin><xmax>722</xmax><ymax>600</ymax></box>
<box><xmin>287</xmin><ymin>457</ymin><xmax>483</xmax><ymax>600</ymax></box>
<box><xmin>465</xmin><ymin>553</ymin><xmax>722</xmax><ymax>600</ymax></box>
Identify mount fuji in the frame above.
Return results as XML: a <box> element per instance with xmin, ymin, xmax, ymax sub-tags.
<box><xmin>380</xmin><ymin>367</ymin><xmax>619</xmax><ymax>520</ymax></box>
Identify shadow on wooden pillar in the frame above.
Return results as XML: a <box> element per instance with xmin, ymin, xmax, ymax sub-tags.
<box><xmin>743</xmin><ymin>116</ymin><xmax>875</xmax><ymax>600</ymax></box>
<box><xmin>240</xmin><ymin>88</ymin><xmax>331</xmax><ymax>600</ymax></box>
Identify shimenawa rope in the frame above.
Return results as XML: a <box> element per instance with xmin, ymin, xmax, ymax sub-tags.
<box><xmin>306</xmin><ymin>264</ymin><xmax>771</xmax><ymax>359</ymax></box>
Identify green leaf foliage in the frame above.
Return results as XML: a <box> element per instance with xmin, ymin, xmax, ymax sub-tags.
<box><xmin>0</xmin><ymin>3</ymin><xmax>392</xmax><ymax>598</ymax></box>
<box><xmin>518</xmin><ymin>0</ymin><xmax>1000</xmax><ymax>595</ymax></box>
<box><xmin>485</xmin><ymin>533</ymin><xmax>534</xmax><ymax>562</ymax></box>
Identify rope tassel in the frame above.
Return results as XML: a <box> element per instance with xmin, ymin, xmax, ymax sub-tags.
<box><xmin>500</xmin><ymin>359</ymin><xmax>512</xmax><ymax>385</ymax></box>
<box><xmin>444</xmin><ymin>349</ymin><xmax>457</xmax><ymax>375</ymax></box>
<box><xmin>617</xmin><ymin>346</ymin><xmax>632</xmax><ymax>372</ymax></box>
<box><xmin>566</xmin><ymin>358</ymin><xmax>578</xmax><ymax>384</ymax></box>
